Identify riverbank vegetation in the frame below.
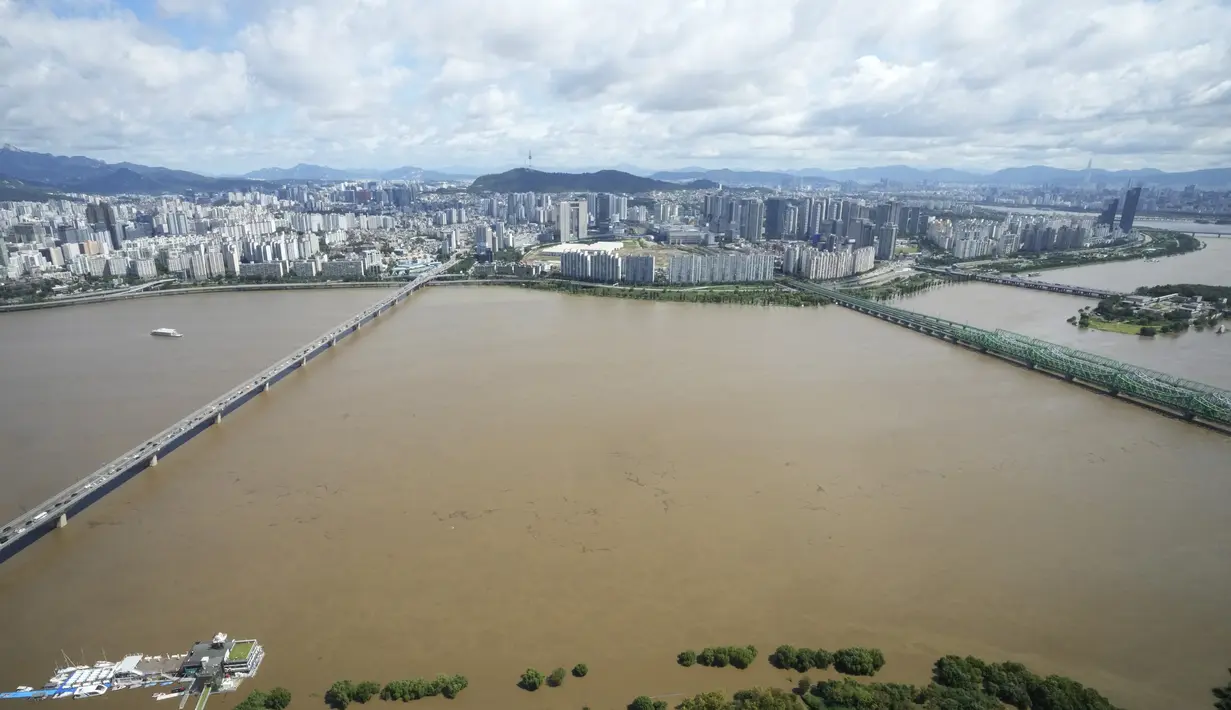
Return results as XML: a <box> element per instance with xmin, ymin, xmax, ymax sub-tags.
<box><xmin>517</xmin><ymin>280</ymin><xmax>831</xmax><ymax>307</ymax></box>
<box><xmin>445</xmin><ymin>257</ymin><xmax>475</xmax><ymax>274</ymax></box>
<box><xmin>1214</xmin><ymin>669</ymin><xmax>1231</xmax><ymax>710</ymax></box>
<box><xmin>768</xmin><ymin>646</ymin><xmax>833</xmax><ymax>673</ymax></box>
<box><xmin>929</xmin><ymin>231</ymin><xmax>1200</xmax><ymax>274</ymax></box>
<box><xmin>646</xmin><ymin>654</ymin><xmax>1124</xmax><ymax>710</ymax></box>
<box><xmin>324</xmin><ymin>675</ymin><xmax>467</xmax><ymax>708</ymax></box>
<box><xmin>846</xmin><ymin>274</ymin><xmax>942</xmax><ymax>301</ymax></box>
<box><xmin>768</xmin><ymin>645</ymin><xmax>885</xmax><ymax>676</ymax></box>
<box><xmin>677</xmin><ymin>646</ymin><xmax>759</xmax><ymax>669</ymax></box>
<box><xmin>236</xmin><ymin>687</ymin><xmax>292</xmax><ymax>710</ymax></box>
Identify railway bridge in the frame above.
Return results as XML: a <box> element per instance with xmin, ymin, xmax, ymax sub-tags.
<box><xmin>791</xmin><ymin>279</ymin><xmax>1231</xmax><ymax>433</ymax></box>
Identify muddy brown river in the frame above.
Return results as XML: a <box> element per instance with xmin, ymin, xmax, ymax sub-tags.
<box><xmin>1</xmin><ymin>285</ymin><xmax>1228</xmax><ymax>710</ymax></box>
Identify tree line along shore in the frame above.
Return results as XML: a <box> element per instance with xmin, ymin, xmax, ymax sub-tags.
<box><xmin>233</xmin><ymin>643</ymin><xmax>1231</xmax><ymax>710</ymax></box>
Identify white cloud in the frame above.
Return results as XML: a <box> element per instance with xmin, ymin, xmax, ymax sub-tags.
<box><xmin>0</xmin><ymin>0</ymin><xmax>1229</xmax><ymax>173</ymax></box>
<box><xmin>156</xmin><ymin>0</ymin><xmax>228</xmax><ymax>22</ymax></box>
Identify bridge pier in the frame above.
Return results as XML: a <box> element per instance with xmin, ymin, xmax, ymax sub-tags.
<box><xmin>150</xmin><ymin>453</ymin><xmax>158</xmax><ymax>467</ymax></box>
<box><xmin>263</xmin><ymin>381</ymin><xmax>269</xmax><ymax>392</ymax></box>
<box><xmin>301</xmin><ymin>355</ymin><xmax>306</xmax><ymax>366</ymax></box>
<box><xmin>215</xmin><ymin>412</ymin><xmax>222</xmax><ymax>425</ymax></box>
<box><xmin>57</xmin><ymin>513</ymin><xmax>67</xmax><ymax>528</ymax></box>
<box><xmin>331</xmin><ymin>336</ymin><xmax>337</xmax><ymax>346</ymax></box>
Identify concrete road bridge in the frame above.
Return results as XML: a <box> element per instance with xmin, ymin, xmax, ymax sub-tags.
<box><xmin>913</xmin><ymin>265</ymin><xmax>1123</xmax><ymax>299</ymax></box>
<box><xmin>0</xmin><ymin>261</ymin><xmax>454</xmax><ymax>565</ymax></box>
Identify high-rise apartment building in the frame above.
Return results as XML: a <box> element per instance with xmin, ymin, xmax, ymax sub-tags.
<box><xmin>875</xmin><ymin>224</ymin><xmax>898</xmax><ymax>261</ymax></box>
<box><xmin>764</xmin><ymin>198</ymin><xmax>788</xmax><ymax>238</ymax></box>
<box><xmin>86</xmin><ymin>201</ymin><xmax>121</xmax><ymax>250</ymax></box>
<box><xmin>739</xmin><ymin>199</ymin><xmax>764</xmax><ymax>242</ymax></box>
<box><xmin>556</xmin><ymin>201</ymin><xmax>588</xmax><ymax>243</ymax></box>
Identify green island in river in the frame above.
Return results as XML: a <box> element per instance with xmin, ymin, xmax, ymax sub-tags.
<box><xmin>1071</xmin><ymin>284</ymin><xmax>1230</xmax><ymax>336</ymax></box>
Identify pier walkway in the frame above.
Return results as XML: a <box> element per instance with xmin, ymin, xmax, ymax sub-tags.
<box><xmin>790</xmin><ymin>279</ymin><xmax>1231</xmax><ymax>432</ymax></box>
<box><xmin>912</xmin><ymin>265</ymin><xmax>1123</xmax><ymax>299</ymax></box>
<box><xmin>0</xmin><ymin>261</ymin><xmax>453</xmax><ymax>565</ymax></box>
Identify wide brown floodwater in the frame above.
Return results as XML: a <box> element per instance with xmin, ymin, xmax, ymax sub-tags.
<box><xmin>0</xmin><ymin>289</ymin><xmax>394</xmax><ymax>520</ymax></box>
<box><xmin>1</xmin><ymin>284</ymin><xmax>1229</xmax><ymax>710</ymax></box>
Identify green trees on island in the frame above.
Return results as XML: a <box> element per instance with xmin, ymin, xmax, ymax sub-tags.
<box><xmin>1136</xmin><ymin>283</ymin><xmax>1231</xmax><ymax>303</ymax></box>
<box><xmin>519</xmin><ymin>668</ymin><xmax>546</xmax><ymax>691</ymax></box>
<box><xmin>351</xmin><ymin>682</ymin><xmax>380</xmax><ymax>703</ymax></box>
<box><xmin>235</xmin><ymin>687</ymin><xmax>292</xmax><ymax>710</ymax></box>
<box><xmin>925</xmin><ymin>655</ymin><xmax>1120</xmax><ymax>710</ymax></box>
<box><xmin>1214</xmin><ymin>669</ymin><xmax>1231</xmax><ymax>710</ymax></box>
<box><xmin>678</xmin><ymin>646</ymin><xmax>759</xmax><ymax>669</ymax></box>
<box><xmin>629</xmin><ymin>695</ymin><xmax>669</xmax><ymax>710</ymax></box>
<box><xmin>519</xmin><ymin>281</ymin><xmax>831</xmax><ymax>307</ymax></box>
<box><xmin>768</xmin><ymin>645</ymin><xmax>834</xmax><ymax>673</ymax></box>
<box><xmin>785</xmin><ymin>656</ymin><xmax>1123</xmax><ymax>710</ymax></box>
<box><xmin>325</xmin><ymin>675</ymin><xmax>468</xmax><ymax>707</ymax></box>
<box><xmin>379</xmin><ymin>675</ymin><xmax>468</xmax><ymax>701</ymax></box>
<box><xmin>832</xmin><ymin>648</ymin><xmax>887</xmax><ymax>676</ymax></box>
<box><xmin>325</xmin><ymin>681</ymin><xmax>356</xmax><ymax>709</ymax></box>
<box><xmin>672</xmin><ymin>688</ymin><xmax>804</xmax><ymax>710</ymax></box>
<box><xmin>520</xmin><ymin>663</ymin><xmax>588</xmax><ymax>690</ymax></box>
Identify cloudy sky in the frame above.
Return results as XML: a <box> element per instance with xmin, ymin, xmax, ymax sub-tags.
<box><xmin>1</xmin><ymin>0</ymin><xmax>1229</xmax><ymax>174</ymax></box>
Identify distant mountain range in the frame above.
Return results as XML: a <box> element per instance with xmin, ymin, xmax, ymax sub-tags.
<box><xmin>0</xmin><ymin>144</ymin><xmax>263</xmax><ymax>198</ymax></box>
<box><xmin>240</xmin><ymin>163</ymin><xmax>473</xmax><ymax>182</ymax></box>
<box><xmin>3</xmin><ymin>144</ymin><xmax>1231</xmax><ymax>199</ymax></box>
<box><xmin>468</xmin><ymin>168</ymin><xmax>716</xmax><ymax>194</ymax></box>
<box><xmin>649</xmin><ymin>165</ymin><xmax>1231</xmax><ymax>188</ymax></box>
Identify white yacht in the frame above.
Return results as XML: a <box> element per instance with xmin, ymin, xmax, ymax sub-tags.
<box><xmin>72</xmin><ymin>684</ymin><xmax>108</xmax><ymax>698</ymax></box>
<box><xmin>150</xmin><ymin>328</ymin><xmax>183</xmax><ymax>338</ymax></box>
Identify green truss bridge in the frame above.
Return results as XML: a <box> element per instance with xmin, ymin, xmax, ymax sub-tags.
<box><xmin>787</xmin><ymin>279</ymin><xmax>1231</xmax><ymax>433</ymax></box>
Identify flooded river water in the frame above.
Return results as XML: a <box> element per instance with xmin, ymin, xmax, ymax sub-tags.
<box><xmin>0</xmin><ymin>272</ymin><xmax>1228</xmax><ymax>710</ymax></box>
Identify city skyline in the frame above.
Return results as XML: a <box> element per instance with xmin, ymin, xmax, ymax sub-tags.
<box><xmin>1</xmin><ymin>0</ymin><xmax>1230</xmax><ymax>174</ymax></box>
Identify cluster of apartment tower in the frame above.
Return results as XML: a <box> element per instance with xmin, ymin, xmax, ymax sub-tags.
<box><xmin>559</xmin><ymin>251</ymin><xmax>655</xmax><ymax>283</ymax></box>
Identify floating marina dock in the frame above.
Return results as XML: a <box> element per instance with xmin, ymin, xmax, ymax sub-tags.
<box><xmin>0</xmin><ymin>633</ymin><xmax>262</xmax><ymax>707</ymax></box>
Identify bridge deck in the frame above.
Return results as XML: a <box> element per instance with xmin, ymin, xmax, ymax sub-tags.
<box><xmin>913</xmin><ymin>265</ymin><xmax>1122</xmax><ymax>299</ymax></box>
<box><xmin>791</xmin><ymin>279</ymin><xmax>1231</xmax><ymax>431</ymax></box>
<box><xmin>0</xmin><ymin>263</ymin><xmax>452</xmax><ymax>563</ymax></box>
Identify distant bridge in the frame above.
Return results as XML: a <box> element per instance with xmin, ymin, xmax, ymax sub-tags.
<box><xmin>790</xmin><ymin>279</ymin><xmax>1231</xmax><ymax>433</ymax></box>
<box><xmin>913</xmin><ymin>265</ymin><xmax>1123</xmax><ymax>299</ymax></box>
<box><xmin>0</xmin><ymin>261</ymin><xmax>454</xmax><ymax>565</ymax></box>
